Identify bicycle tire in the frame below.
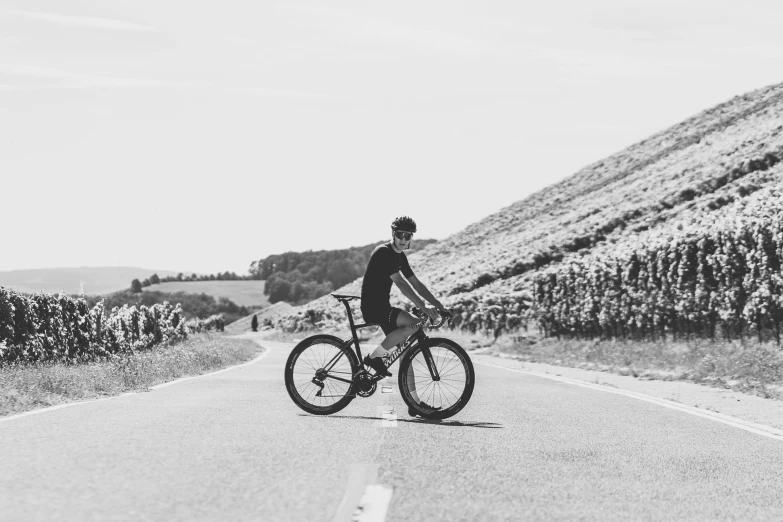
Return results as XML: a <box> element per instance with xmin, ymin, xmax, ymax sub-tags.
<box><xmin>284</xmin><ymin>335</ymin><xmax>359</xmax><ymax>415</ymax></box>
<box><xmin>398</xmin><ymin>337</ymin><xmax>475</xmax><ymax>420</ymax></box>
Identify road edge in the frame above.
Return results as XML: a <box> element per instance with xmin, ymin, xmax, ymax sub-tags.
<box><xmin>0</xmin><ymin>347</ymin><xmax>270</xmax><ymax>425</ymax></box>
<box><xmin>475</xmin><ymin>360</ymin><xmax>783</xmax><ymax>442</ymax></box>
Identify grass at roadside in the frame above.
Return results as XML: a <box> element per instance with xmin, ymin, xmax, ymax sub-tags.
<box><xmin>488</xmin><ymin>333</ymin><xmax>783</xmax><ymax>400</ymax></box>
<box><xmin>258</xmin><ymin>325</ymin><xmax>783</xmax><ymax>401</ymax></box>
<box><xmin>0</xmin><ymin>334</ymin><xmax>264</xmax><ymax>417</ymax></box>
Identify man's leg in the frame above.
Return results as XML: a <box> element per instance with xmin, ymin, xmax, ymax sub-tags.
<box><xmin>369</xmin><ymin>310</ymin><xmax>420</xmax><ymax>358</ymax></box>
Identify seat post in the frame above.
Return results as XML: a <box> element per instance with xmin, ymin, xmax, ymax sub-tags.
<box><xmin>341</xmin><ymin>300</ymin><xmax>361</xmax><ymax>352</ymax></box>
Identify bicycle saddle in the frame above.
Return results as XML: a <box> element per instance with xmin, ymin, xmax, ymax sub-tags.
<box><xmin>330</xmin><ymin>293</ymin><xmax>360</xmax><ymax>302</ymax></box>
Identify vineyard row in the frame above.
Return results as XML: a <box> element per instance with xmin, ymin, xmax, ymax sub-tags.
<box><xmin>0</xmin><ymin>288</ymin><xmax>225</xmax><ymax>364</ymax></box>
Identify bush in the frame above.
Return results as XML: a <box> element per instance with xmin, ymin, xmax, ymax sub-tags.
<box><xmin>84</xmin><ymin>290</ymin><xmax>250</xmax><ymax>326</ymax></box>
<box><xmin>0</xmin><ymin>288</ymin><xmax>225</xmax><ymax>365</ymax></box>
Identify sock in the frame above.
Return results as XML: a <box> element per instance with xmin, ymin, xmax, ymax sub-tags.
<box><xmin>369</xmin><ymin>344</ymin><xmax>387</xmax><ymax>359</ymax></box>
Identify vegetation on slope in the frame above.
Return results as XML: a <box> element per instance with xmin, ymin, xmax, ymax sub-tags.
<box><xmin>532</xmin><ymin>186</ymin><xmax>783</xmax><ymax>342</ymax></box>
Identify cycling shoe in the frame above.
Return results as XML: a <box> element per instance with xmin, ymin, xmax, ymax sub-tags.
<box><xmin>408</xmin><ymin>401</ymin><xmax>442</xmax><ymax>417</ymax></box>
<box><xmin>363</xmin><ymin>355</ymin><xmax>392</xmax><ymax>378</ymax></box>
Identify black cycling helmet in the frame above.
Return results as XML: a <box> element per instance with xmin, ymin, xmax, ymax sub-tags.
<box><xmin>391</xmin><ymin>216</ymin><xmax>417</xmax><ymax>233</ymax></box>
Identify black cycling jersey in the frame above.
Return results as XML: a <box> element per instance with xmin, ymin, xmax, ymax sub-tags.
<box><xmin>361</xmin><ymin>242</ymin><xmax>414</xmax><ymax>309</ymax></box>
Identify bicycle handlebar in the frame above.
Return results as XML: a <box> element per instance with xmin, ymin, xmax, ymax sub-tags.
<box><xmin>410</xmin><ymin>307</ymin><xmax>454</xmax><ymax>329</ymax></box>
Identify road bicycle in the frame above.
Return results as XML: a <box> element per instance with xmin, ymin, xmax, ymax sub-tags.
<box><xmin>284</xmin><ymin>294</ymin><xmax>475</xmax><ymax>420</ymax></box>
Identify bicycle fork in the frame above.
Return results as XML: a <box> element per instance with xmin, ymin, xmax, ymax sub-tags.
<box><xmin>421</xmin><ymin>346</ymin><xmax>441</xmax><ymax>381</ymax></box>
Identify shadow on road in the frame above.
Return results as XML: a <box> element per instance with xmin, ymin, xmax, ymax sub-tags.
<box><xmin>297</xmin><ymin>414</ymin><xmax>503</xmax><ymax>429</ymax></box>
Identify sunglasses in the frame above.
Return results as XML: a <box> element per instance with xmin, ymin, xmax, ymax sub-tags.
<box><xmin>394</xmin><ymin>231</ymin><xmax>413</xmax><ymax>241</ymax></box>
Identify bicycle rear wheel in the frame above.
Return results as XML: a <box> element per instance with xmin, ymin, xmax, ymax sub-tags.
<box><xmin>284</xmin><ymin>335</ymin><xmax>359</xmax><ymax>415</ymax></box>
<box><xmin>398</xmin><ymin>338</ymin><xmax>475</xmax><ymax>420</ymax></box>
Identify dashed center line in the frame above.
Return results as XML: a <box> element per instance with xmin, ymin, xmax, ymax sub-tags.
<box><xmin>377</xmin><ymin>407</ymin><xmax>398</xmax><ymax>427</ymax></box>
<box><xmin>333</xmin><ymin>464</ymin><xmax>394</xmax><ymax>522</ymax></box>
<box><xmin>352</xmin><ymin>484</ymin><xmax>394</xmax><ymax>522</ymax></box>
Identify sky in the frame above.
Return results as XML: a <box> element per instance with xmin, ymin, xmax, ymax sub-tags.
<box><xmin>2</xmin><ymin>0</ymin><xmax>783</xmax><ymax>275</ymax></box>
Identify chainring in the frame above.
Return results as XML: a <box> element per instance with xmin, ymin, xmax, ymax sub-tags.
<box><xmin>355</xmin><ymin>372</ymin><xmax>377</xmax><ymax>398</ymax></box>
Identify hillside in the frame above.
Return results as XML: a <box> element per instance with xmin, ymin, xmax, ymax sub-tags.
<box><xmin>0</xmin><ymin>267</ymin><xmax>180</xmax><ymax>296</ymax></box>
<box><xmin>141</xmin><ymin>281</ymin><xmax>270</xmax><ymax>308</ymax></box>
<box><xmin>245</xmin><ymin>81</ymin><xmax>783</xmax><ymax>336</ymax></box>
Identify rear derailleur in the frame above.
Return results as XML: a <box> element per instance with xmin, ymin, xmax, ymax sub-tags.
<box><xmin>312</xmin><ymin>368</ymin><xmax>328</xmax><ymax>397</ymax></box>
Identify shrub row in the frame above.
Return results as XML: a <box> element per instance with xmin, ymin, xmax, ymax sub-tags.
<box><xmin>531</xmin><ymin>186</ymin><xmax>783</xmax><ymax>343</ymax></box>
<box><xmin>0</xmin><ymin>288</ymin><xmax>224</xmax><ymax>365</ymax></box>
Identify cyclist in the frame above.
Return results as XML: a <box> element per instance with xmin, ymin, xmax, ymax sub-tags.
<box><xmin>361</xmin><ymin>216</ymin><xmax>450</xmax><ymax>379</ymax></box>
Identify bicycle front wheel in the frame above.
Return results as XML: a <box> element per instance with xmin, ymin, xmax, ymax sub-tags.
<box><xmin>284</xmin><ymin>335</ymin><xmax>359</xmax><ymax>415</ymax></box>
<box><xmin>398</xmin><ymin>338</ymin><xmax>475</xmax><ymax>420</ymax></box>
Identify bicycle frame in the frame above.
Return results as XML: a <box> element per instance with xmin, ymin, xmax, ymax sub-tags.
<box><xmin>329</xmin><ymin>298</ymin><xmax>441</xmax><ymax>382</ymax></box>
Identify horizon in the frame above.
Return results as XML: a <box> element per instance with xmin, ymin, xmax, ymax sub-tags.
<box><xmin>2</xmin><ymin>1</ymin><xmax>783</xmax><ymax>274</ymax></box>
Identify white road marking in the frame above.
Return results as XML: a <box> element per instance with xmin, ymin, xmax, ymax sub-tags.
<box><xmin>332</xmin><ymin>463</ymin><xmax>377</xmax><ymax>522</ymax></box>
<box><xmin>377</xmin><ymin>407</ymin><xmax>397</xmax><ymax>427</ymax></box>
<box><xmin>380</xmin><ymin>413</ymin><xmax>397</xmax><ymax>428</ymax></box>
<box><xmin>476</xmin><ymin>360</ymin><xmax>783</xmax><ymax>442</ymax></box>
<box><xmin>352</xmin><ymin>484</ymin><xmax>394</xmax><ymax>522</ymax></box>
<box><xmin>381</xmin><ymin>386</ymin><xmax>394</xmax><ymax>394</ymax></box>
<box><xmin>0</xmin><ymin>349</ymin><xmax>271</xmax><ymax>424</ymax></box>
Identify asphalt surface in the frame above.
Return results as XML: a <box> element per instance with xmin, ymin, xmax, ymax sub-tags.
<box><xmin>2</xmin><ymin>333</ymin><xmax>783</xmax><ymax>521</ymax></box>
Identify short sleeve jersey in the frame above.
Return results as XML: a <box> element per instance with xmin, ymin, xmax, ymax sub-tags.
<box><xmin>361</xmin><ymin>242</ymin><xmax>415</xmax><ymax>308</ymax></box>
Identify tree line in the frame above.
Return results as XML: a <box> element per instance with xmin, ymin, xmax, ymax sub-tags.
<box><xmin>129</xmin><ymin>272</ymin><xmax>253</xmax><ymax>293</ymax></box>
<box><xmin>250</xmin><ymin>239</ymin><xmax>437</xmax><ymax>304</ymax></box>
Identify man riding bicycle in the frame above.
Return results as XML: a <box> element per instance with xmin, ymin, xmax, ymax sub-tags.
<box><xmin>361</xmin><ymin>216</ymin><xmax>450</xmax><ymax>378</ymax></box>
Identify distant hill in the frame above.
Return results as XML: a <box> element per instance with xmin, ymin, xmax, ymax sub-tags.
<box><xmin>142</xmin><ymin>281</ymin><xmax>270</xmax><ymax>308</ymax></box>
<box><xmin>247</xmin><ymin>80</ymin><xmax>783</xmax><ymax>335</ymax></box>
<box><xmin>0</xmin><ymin>267</ymin><xmax>180</xmax><ymax>296</ymax></box>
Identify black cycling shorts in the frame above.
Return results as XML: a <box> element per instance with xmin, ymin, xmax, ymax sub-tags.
<box><xmin>360</xmin><ymin>303</ymin><xmax>403</xmax><ymax>335</ymax></box>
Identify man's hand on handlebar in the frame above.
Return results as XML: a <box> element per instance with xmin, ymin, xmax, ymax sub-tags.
<box><xmin>411</xmin><ymin>306</ymin><xmax>453</xmax><ymax>327</ymax></box>
<box><xmin>438</xmin><ymin>307</ymin><xmax>454</xmax><ymax>321</ymax></box>
<box><xmin>421</xmin><ymin>305</ymin><xmax>439</xmax><ymax>325</ymax></box>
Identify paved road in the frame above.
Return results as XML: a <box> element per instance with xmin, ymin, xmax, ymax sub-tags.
<box><xmin>2</xmin><ymin>333</ymin><xmax>783</xmax><ymax>521</ymax></box>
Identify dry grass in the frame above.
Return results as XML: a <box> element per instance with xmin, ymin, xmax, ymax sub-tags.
<box><xmin>282</xmin><ymin>323</ymin><xmax>783</xmax><ymax>400</ymax></box>
<box><xmin>489</xmin><ymin>333</ymin><xmax>783</xmax><ymax>400</ymax></box>
<box><xmin>257</xmin><ymin>323</ymin><xmax>783</xmax><ymax>401</ymax></box>
<box><xmin>0</xmin><ymin>334</ymin><xmax>263</xmax><ymax>417</ymax></box>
